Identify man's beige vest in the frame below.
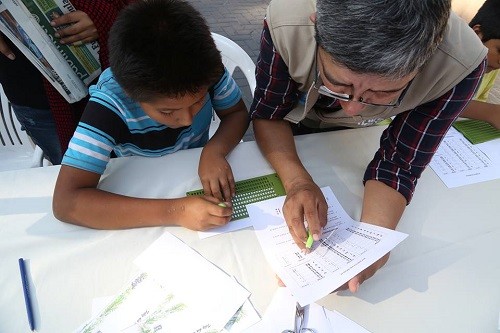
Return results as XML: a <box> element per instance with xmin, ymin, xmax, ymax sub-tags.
<box><xmin>266</xmin><ymin>0</ymin><xmax>488</xmax><ymax>128</ymax></box>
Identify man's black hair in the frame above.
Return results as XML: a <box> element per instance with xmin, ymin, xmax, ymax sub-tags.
<box><xmin>109</xmin><ymin>0</ymin><xmax>224</xmax><ymax>101</ymax></box>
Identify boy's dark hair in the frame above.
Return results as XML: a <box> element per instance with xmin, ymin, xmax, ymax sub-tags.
<box><xmin>469</xmin><ymin>0</ymin><xmax>500</xmax><ymax>42</ymax></box>
<box><xmin>108</xmin><ymin>0</ymin><xmax>224</xmax><ymax>101</ymax></box>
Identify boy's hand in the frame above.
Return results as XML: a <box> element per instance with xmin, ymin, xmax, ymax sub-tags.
<box><xmin>50</xmin><ymin>11</ymin><xmax>98</xmax><ymax>45</ymax></box>
<box><xmin>176</xmin><ymin>196</ymin><xmax>233</xmax><ymax>231</ymax></box>
<box><xmin>198</xmin><ymin>151</ymin><xmax>236</xmax><ymax>202</ymax></box>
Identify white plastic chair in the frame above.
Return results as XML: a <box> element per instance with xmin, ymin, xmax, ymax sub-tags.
<box><xmin>0</xmin><ymin>85</ymin><xmax>45</xmax><ymax>171</ymax></box>
<box><xmin>210</xmin><ymin>33</ymin><xmax>256</xmax><ymax>138</ymax></box>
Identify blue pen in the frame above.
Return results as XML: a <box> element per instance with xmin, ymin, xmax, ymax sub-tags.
<box><xmin>18</xmin><ymin>258</ymin><xmax>36</xmax><ymax>332</ymax></box>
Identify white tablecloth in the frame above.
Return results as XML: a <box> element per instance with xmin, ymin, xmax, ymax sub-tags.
<box><xmin>1</xmin><ymin>126</ymin><xmax>499</xmax><ymax>332</ymax></box>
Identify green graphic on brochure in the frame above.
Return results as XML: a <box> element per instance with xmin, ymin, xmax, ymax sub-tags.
<box><xmin>139</xmin><ymin>296</ymin><xmax>186</xmax><ymax>333</ymax></box>
<box><xmin>80</xmin><ymin>272</ymin><xmax>186</xmax><ymax>333</ymax></box>
<box><xmin>224</xmin><ymin>305</ymin><xmax>245</xmax><ymax>330</ymax></box>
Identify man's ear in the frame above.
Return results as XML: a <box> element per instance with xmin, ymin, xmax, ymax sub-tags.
<box><xmin>309</xmin><ymin>12</ymin><xmax>316</xmax><ymax>24</ymax></box>
<box><xmin>472</xmin><ymin>24</ymin><xmax>484</xmax><ymax>40</ymax></box>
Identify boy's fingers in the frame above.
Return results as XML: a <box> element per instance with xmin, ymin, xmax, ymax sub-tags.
<box><xmin>209</xmin><ymin>181</ymin><xmax>223</xmax><ymax>202</ymax></box>
<box><xmin>225</xmin><ymin>170</ymin><xmax>236</xmax><ymax>198</ymax></box>
<box><xmin>218</xmin><ymin>179</ymin><xmax>232</xmax><ymax>202</ymax></box>
<box><xmin>201</xmin><ymin>196</ymin><xmax>232</xmax><ymax>218</ymax></box>
<box><xmin>200</xmin><ymin>195</ymin><xmax>219</xmax><ymax>204</ymax></box>
<box><xmin>229</xmin><ymin>180</ymin><xmax>236</xmax><ymax>198</ymax></box>
<box><xmin>209</xmin><ymin>216</ymin><xmax>231</xmax><ymax>226</ymax></box>
<box><xmin>211</xmin><ymin>205</ymin><xmax>232</xmax><ymax>220</ymax></box>
<box><xmin>201</xmin><ymin>180</ymin><xmax>212</xmax><ymax>197</ymax></box>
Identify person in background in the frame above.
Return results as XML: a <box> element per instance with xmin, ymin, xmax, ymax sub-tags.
<box><xmin>250</xmin><ymin>0</ymin><xmax>486</xmax><ymax>292</ymax></box>
<box><xmin>52</xmin><ymin>0</ymin><xmax>249</xmax><ymax>230</ymax></box>
<box><xmin>459</xmin><ymin>0</ymin><xmax>500</xmax><ymax>129</ymax></box>
<box><xmin>0</xmin><ymin>1</ymin><xmax>129</xmax><ymax>164</ymax></box>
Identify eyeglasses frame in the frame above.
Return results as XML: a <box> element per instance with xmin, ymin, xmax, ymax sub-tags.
<box><xmin>313</xmin><ymin>46</ymin><xmax>412</xmax><ymax>108</ymax></box>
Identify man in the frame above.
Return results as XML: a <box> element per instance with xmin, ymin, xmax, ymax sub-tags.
<box><xmin>250</xmin><ymin>0</ymin><xmax>487</xmax><ymax>292</ymax></box>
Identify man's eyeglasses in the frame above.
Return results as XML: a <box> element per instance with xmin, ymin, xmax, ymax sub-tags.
<box><xmin>313</xmin><ymin>51</ymin><xmax>411</xmax><ymax>108</ymax></box>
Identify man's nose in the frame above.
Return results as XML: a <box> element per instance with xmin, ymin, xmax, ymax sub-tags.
<box><xmin>339</xmin><ymin>100</ymin><xmax>365</xmax><ymax>116</ymax></box>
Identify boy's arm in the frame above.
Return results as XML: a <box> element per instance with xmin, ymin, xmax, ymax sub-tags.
<box><xmin>198</xmin><ymin>99</ymin><xmax>249</xmax><ymax>200</ymax></box>
<box><xmin>460</xmin><ymin>100</ymin><xmax>500</xmax><ymax>129</ymax></box>
<box><xmin>52</xmin><ymin>165</ymin><xmax>233</xmax><ymax>230</ymax></box>
<box><xmin>210</xmin><ymin>99</ymin><xmax>249</xmax><ymax>147</ymax></box>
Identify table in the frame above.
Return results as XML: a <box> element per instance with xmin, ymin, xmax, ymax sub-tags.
<box><xmin>1</xmin><ymin>126</ymin><xmax>499</xmax><ymax>333</ymax></box>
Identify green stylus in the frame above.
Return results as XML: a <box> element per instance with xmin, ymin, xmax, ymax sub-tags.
<box><xmin>305</xmin><ymin>231</ymin><xmax>314</xmax><ymax>249</ymax></box>
<box><xmin>217</xmin><ymin>202</ymin><xmax>227</xmax><ymax>207</ymax></box>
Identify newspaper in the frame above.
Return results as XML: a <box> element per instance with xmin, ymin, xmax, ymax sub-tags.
<box><xmin>0</xmin><ymin>0</ymin><xmax>101</xmax><ymax>103</ymax></box>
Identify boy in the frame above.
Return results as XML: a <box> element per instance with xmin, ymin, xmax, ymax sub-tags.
<box><xmin>459</xmin><ymin>0</ymin><xmax>500</xmax><ymax>129</ymax></box>
<box><xmin>52</xmin><ymin>0</ymin><xmax>249</xmax><ymax>230</ymax></box>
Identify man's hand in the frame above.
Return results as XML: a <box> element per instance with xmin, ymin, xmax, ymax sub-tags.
<box><xmin>336</xmin><ymin>253</ymin><xmax>390</xmax><ymax>293</ymax></box>
<box><xmin>337</xmin><ymin>180</ymin><xmax>406</xmax><ymax>292</ymax></box>
<box><xmin>50</xmin><ymin>11</ymin><xmax>98</xmax><ymax>45</ymax></box>
<box><xmin>0</xmin><ymin>34</ymin><xmax>15</xmax><ymax>60</ymax></box>
<box><xmin>282</xmin><ymin>178</ymin><xmax>328</xmax><ymax>251</ymax></box>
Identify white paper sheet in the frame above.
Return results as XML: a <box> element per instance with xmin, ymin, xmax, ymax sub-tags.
<box><xmin>241</xmin><ymin>287</ymin><xmax>295</xmax><ymax>333</ymax></box>
<box><xmin>429</xmin><ymin>127</ymin><xmax>500</xmax><ymax>188</ymax></box>
<box><xmin>76</xmin><ymin>232</ymin><xmax>250</xmax><ymax>333</ymax></box>
<box><xmin>134</xmin><ymin>232</ymin><xmax>251</xmax><ymax>331</ymax></box>
<box><xmin>243</xmin><ymin>287</ymin><xmax>370</xmax><ymax>332</ymax></box>
<box><xmin>325</xmin><ymin>308</ymin><xmax>371</xmax><ymax>333</ymax></box>
<box><xmin>198</xmin><ymin>217</ymin><xmax>253</xmax><ymax>239</ymax></box>
<box><xmin>248</xmin><ymin>187</ymin><xmax>408</xmax><ymax>306</ymax></box>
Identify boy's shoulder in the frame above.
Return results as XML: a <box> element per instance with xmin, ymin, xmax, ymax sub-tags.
<box><xmin>89</xmin><ymin>68</ymin><xmax>136</xmax><ymax>109</ymax></box>
<box><xmin>90</xmin><ymin>68</ymin><xmax>123</xmax><ymax>95</ymax></box>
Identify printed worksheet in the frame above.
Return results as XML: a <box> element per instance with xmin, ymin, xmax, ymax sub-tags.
<box><xmin>247</xmin><ymin>187</ymin><xmax>408</xmax><ymax>306</ymax></box>
<box><xmin>429</xmin><ymin>127</ymin><xmax>500</xmax><ymax>187</ymax></box>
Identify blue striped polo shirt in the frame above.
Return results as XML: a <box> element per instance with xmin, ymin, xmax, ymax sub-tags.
<box><xmin>62</xmin><ymin>67</ymin><xmax>241</xmax><ymax>174</ymax></box>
